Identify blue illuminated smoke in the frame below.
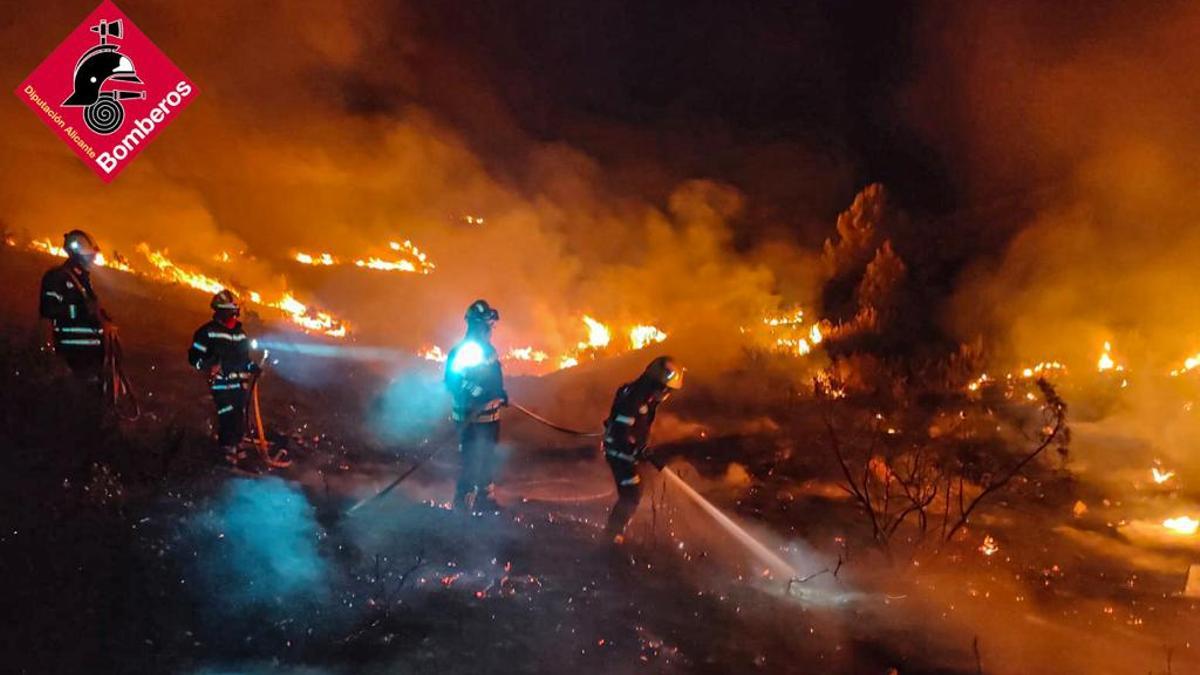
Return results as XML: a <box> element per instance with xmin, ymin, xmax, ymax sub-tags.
<box><xmin>254</xmin><ymin>336</ymin><xmax>408</xmax><ymax>362</ymax></box>
<box><xmin>186</xmin><ymin>477</ymin><xmax>327</xmax><ymax>610</ymax></box>
<box><xmin>250</xmin><ymin>334</ymin><xmax>412</xmax><ymax>387</ymax></box>
<box><xmin>369</xmin><ymin>368</ymin><xmax>449</xmax><ymax>445</ymax></box>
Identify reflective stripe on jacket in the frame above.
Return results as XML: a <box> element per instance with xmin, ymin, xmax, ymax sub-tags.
<box><xmin>188</xmin><ymin>319</ymin><xmax>254</xmax><ymax>389</ymax></box>
<box><xmin>602</xmin><ymin>377</ymin><xmax>665</xmax><ymax>458</ymax></box>
<box><xmin>39</xmin><ymin>262</ymin><xmax>103</xmax><ymax>351</ymax></box>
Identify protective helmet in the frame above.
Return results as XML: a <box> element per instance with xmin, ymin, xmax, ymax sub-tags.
<box><xmin>644</xmin><ymin>356</ymin><xmax>684</xmax><ymax>390</ymax></box>
<box><xmin>464</xmin><ymin>299</ymin><xmax>499</xmax><ymax>325</ymax></box>
<box><xmin>63</xmin><ymin>230</ymin><xmax>100</xmax><ymax>260</ymax></box>
<box><xmin>210</xmin><ymin>289</ymin><xmax>241</xmax><ymax>313</ymax></box>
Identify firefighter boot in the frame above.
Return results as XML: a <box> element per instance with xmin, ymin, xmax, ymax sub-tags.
<box><xmin>223</xmin><ymin>445</ymin><xmax>259</xmax><ymax>475</ymax></box>
<box><xmin>474</xmin><ymin>483</ymin><xmax>501</xmax><ymax>513</ymax></box>
<box><xmin>453</xmin><ymin>486</ymin><xmax>475</xmax><ymax>512</ymax></box>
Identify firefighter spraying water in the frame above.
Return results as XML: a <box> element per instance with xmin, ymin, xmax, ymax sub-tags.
<box><xmin>602</xmin><ymin>356</ymin><xmax>683</xmax><ymax>542</ymax></box>
<box><xmin>509</xmin><ymin>355</ymin><xmax>801</xmax><ymax>577</ymax></box>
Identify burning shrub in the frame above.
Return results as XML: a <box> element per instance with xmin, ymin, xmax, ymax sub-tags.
<box><xmin>821</xmin><ymin>183</ymin><xmax>892</xmax><ymax>282</ymax></box>
<box><xmin>816</xmin><ymin>373</ymin><xmax>1069</xmax><ymax>561</ymax></box>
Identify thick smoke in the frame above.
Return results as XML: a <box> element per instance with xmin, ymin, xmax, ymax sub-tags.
<box><xmin>905</xmin><ymin>2</ymin><xmax>1200</xmax><ymax>367</ymax></box>
<box><xmin>184</xmin><ymin>477</ymin><xmax>329</xmax><ymax>613</ymax></box>
<box><xmin>900</xmin><ymin>3</ymin><xmax>1200</xmax><ymax>486</ymax></box>
<box><xmin>1</xmin><ymin>0</ymin><xmax>806</xmax><ymax>359</ymax></box>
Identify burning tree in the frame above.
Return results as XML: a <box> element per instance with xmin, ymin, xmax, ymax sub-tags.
<box><xmin>817</xmin><ymin>374</ymin><xmax>1069</xmax><ymax>560</ymax></box>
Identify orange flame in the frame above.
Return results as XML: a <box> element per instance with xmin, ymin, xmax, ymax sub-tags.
<box><xmin>1163</xmin><ymin>516</ymin><xmax>1199</xmax><ymax>535</ymax></box>
<box><xmin>755</xmin><ymin>307</ymin><xmax>826</xmax><ymax>359</ymax></box>
<box><xmin>1170</xmin><ymin>353</ymin><xmax>1200</xmax><ymax>377</ymax></box>
<box><xmin>24</xmin><ymin>238</ymin><xmax>349</xmax><ymax>338</ymax></box>
<box><xmin>1097</xmin><ymin>341</ymin><xmax>1124</xmax><ymax>373</ymax></box>
<box><xmin>979</xmin><ymin>535</ymin><xmax>999</xmax><ymax>556</ymax></box>
<box><xmin>579</xmin><ymin>315</ymin><xmax>611</xmax><ymax>350</ymax></box>
<box><xmin>507</xmin><ymin>347</ymin><xmax>549</xmax><ymax>363</ymax></box>
<box><xmin>295</xmin><ymin>251</ymin><xmax>337</xmax><ymax>266</ymax></box>
<box><xmin>419</xmin><ymin>314</ymin><xmax>666</xmax><ymax>375</ymax></box>
<box><xmin>419</xmin><ymin>345</ymin><xmax>447</xmax><ymax>362</ymax></box>
<box><xmin>629</xmin><ymin>325</ymin><xmax>667</xmax><ymax>350</ymax></box>
<box><xmin>137</xmin><ymin>243</ymin><xmax>226</xmax><ymax>294</ymax></box>
<box><xmin>293</xmin><ymin>239</ymin><xmax>435</xmax><ymax>274</ymax></box>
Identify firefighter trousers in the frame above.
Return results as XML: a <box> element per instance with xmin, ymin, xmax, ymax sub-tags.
<box><xmin>211</xmin><ymin>386</ymin><xmax>248</xmax><ymax>448</ymax></box>
<box><xmin>457</xmin><ymin>421</ymin><xmax>500</xmax><ymax>498</ymax></box>
<box><xmin>605</xmin><ymin>454</ymin><xmax>644</xmax><ymax>536</ymax></box>
<box><xmin>61</xmin><ymin>347</ymin><xmax>105</xmax><ymax>389</ymax></box>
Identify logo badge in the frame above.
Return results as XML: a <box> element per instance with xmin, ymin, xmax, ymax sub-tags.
<box><xmin>15</xmin><ymin>0</ymin><xmax>198</xmax><ymax>182</ymax></box>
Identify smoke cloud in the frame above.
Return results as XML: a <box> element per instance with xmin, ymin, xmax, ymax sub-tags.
<box><xmin>185</xmin><ymin>477</ymin><xmax>329</xmax><ymax>613</ymax></box>
<box><xmin>899</xmin><ymin>2</ymin><xmax>1200</xmax><ymax>487</ymax></box>
<box><xmin>904</xmin><ymin>2</ymin><xmax>1200</xmax><ymax>366</ymax></box>
<box><xmin>1</xmin><ymin>0</ymin><xmax>811</xmax><ymax>360</ymax></box>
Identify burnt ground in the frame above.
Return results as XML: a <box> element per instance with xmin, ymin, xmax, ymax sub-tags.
<box><xmin>2</xmin><ymin>247</ymin><xmax>1198</xmax><ymax>674</ymax></box>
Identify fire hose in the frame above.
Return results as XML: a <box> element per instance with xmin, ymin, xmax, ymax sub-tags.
<box><xmin>63</xmin><ymin>265</ymin><xmax>138</xmax><ymax>421</ymax></box>
<box><xmin>246</xmin><ymin>363</ymin><xmax>292</xmax><ymax>468</ymax></box>
<box><xmin>345</xmin><ymin>427</ymin><xmax>458</xmax><ymax>515</ymax></box>
<box><xmin>509</xmin><ymin>402</ymin><xmax>603</xmax><ymax>437</ymax></box>
<box><xmin>509</xmin><ymin>405</ymin><xmax>799</xmax><ymax>577</ymax></box>
<box><xmin>347</xmin><ymin>402</ymin><xmax>600</xmax><ymax>515</ymax></box>
<box><xmin>101</xmin><ymin>328</ymin><xmax>140</xmax><ymax>421</ymax></box>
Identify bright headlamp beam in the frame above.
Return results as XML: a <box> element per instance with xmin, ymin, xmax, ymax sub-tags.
<box><xmin>254</xmin><ymin>338</ymin><xmax>407</xmax><ymax>362</ymax></box>
<box><xmin>450</xmin><ymin>341</ymin><xmax>484</xmax><ymax>373</ymax></box>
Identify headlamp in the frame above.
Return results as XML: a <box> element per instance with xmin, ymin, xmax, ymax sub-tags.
<box><xmin>450</xmin><ymin>341</ymin><xmax>485</xmax><ymax>373</ymax></box>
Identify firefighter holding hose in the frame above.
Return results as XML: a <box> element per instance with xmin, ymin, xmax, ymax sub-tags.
<box><xmin>603</xmin><ymin>356</ymin><xmax>684</xmax><ymax>543</ymax></box>
<box><xmin>187</xmin><ymin>290</ymin><xmax>260</xmax><ymax>471</ymax></box>
<box><xmin>38</xmin><ymin>230</ymin><xmax>111</xmax><ymax>387</ymax></box>
<box><xmin>445</xmin><ymin>299</ymin><xmax>508</xmax><ymax>512</ymax></box>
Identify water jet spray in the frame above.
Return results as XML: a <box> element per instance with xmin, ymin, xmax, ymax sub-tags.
<box><xmin>658</xmin><ymin>465</ymin><xmax>798</xmax><ymax>580</ymax></box>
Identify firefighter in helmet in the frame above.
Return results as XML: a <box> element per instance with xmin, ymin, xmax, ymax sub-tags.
<box><xmin>444</xmin><ymin>299</ymin><xmax>508</xmax><ymax>511</ymax></box>
<box><xmin>38</xmin><ymin>230</ymin><xmax>111</xmax><ymax>385</ymax></box>
<box><xmin>602</xmin><ymin>356</ymin><xmax>684</xmax><ymax>542</ymax></box>
<box><xmin>187</xmin><ymin>290</ymin><xmax>259</xmax><ymax>470</ymax></box>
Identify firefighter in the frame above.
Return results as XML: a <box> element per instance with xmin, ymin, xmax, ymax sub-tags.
<box><xmin>444</xmin><ymin>299</ymin><xmax>508</xmax><ymax>511</ymax></box>
<box><xmin>187</xmin><ymin>290</ymin><xmax>259</xmax><ymax>470</ymax></box>
<box><xmin>38</xmin><ymin>230</ymin><xmax>110</xmax><ymax>386</ymax></box>
<box><xmin>603</xmin><ymin>356</ymin><xmax>684</xmax><ymax>542</ymax></box>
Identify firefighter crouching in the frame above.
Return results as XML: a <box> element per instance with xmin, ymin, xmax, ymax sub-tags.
<box><xmin>188</xmin><ymin>290</ymin><xmax>259</xmax><ymax>470</ymax></box>
<box><xmin>603</xmin><ymin>356</ymin><xmax>684</xmax><ymax>542</ymax></box>
<box><xmin>38</xmin><ymin>230</ymin><xmax>111</xmax><ymax>386</ymax></box>
<box><xmin>445</xmin><ymin>299</ymin><xmax>508</xmax><ymax>512</ymax></box>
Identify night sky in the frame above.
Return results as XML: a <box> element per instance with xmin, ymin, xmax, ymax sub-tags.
<box><xmin>329</xmin><ymin>0</ymin><xmax>942</xmax><ymax>241</ymax></box>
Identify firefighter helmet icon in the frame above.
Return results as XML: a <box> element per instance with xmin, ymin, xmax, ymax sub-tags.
<box><xmin>61</xmin><ymin>18</ymin><xmax>146</xmax><ymax>135</ymax></box>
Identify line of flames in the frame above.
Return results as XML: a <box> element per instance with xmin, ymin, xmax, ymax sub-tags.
<box><xmin>20</xmin><ymin>237</ymin><xmax>348</xmax><ymax>338</ymax></box>
<box><xmin>422</xmin><ymin>306</ymin><xmax>831</xmax><ymax>373</ymax></box>
<box><xmin>294</xmin><ymin>239</ymin><xmax>435</xmax><ymax>275</ymax></box>
<box><xmin>419</xmin><ymin>314</ymin><xmax>668</xmax><ymax>372</ymax></box>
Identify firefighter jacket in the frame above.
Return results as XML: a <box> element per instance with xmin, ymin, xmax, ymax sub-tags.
<box><xmin>187</xmin><ymin>319</ymin><xmax>257</xmax><ymax>391</ymax></box>
<box><xmin>39</xmin><ymin>261</ymin><xmax>105</xmax><ymax>352</ymax></box>
<box><xmin>444</xmin><ymin>338</ymin><xmax>506</xmax><ymax>424</ymax></box>
<box><xmin>603</xmin><ymin>376</ymin><xmax>667</xmax><ymax>462</ymax></box>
